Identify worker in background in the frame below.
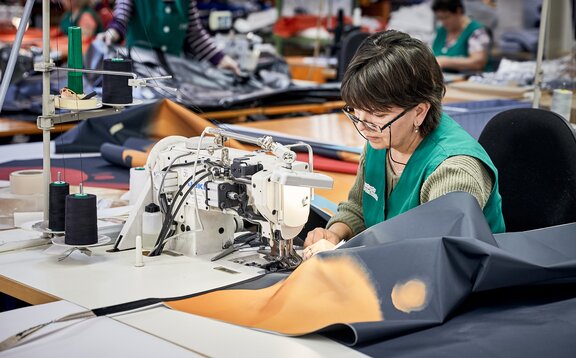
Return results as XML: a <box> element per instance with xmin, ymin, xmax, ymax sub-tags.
<box><xmin>431</xmin><ymin>0</ymin><xmax>492</xmax><ymax>73</ymax></box>
<box><xmin>60</xmin><ymin>0</ymin><xmax>104</xmax><ymax>39</ymax></box>
<box><xmin>303</xmin><ymin>30</ymin><xmax>504</xmax><ymax>259</ymax></box>
<box><xmin>98</xmin><ymin>0</ymin><xmax>240</xmax><ymax>75</ymax></box>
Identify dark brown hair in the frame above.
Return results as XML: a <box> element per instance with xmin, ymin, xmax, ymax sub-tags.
<box><xmin>431</xmin><ymin>0</ymin><xmax>465</xmax><ymax>14</ymax></box>
<box><xmin>341</xmin><ymin>30</ymin><xmax>446</xmax><ymax>137</ymax></box>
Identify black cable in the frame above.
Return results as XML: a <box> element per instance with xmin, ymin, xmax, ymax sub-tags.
<box><xmin>159</xmin><ymin>192</ymin><xmax>169</xmax><ymax>216</ymax></box>
<box><xmin>157</xmin><ymin>158</ymin><xmax>203</xmax><ymax>213</ymax></box>
<box><xmin>157</xmin><ymin>156</ymin><xmax>201</xmax><ymax>216</ymax></box>
<box><xmin>152</xmin><ymin>158</ymin><xmax>231</xmax><ymax>255</ymax></box>
<box><xmin>387</xmin><ymin>126</ymin><xmax>407</xmax><ymax>174</ymax></box>
<box><xmin>150</xmin><ymin>171</ymin><xmax>210</xmax><ymax>256</ymax></box>
<box><xmin>166</xmin><ymin>172</ymin><xmax>212</xmax><ymax>234</ymax></box>
<box><xmin>150</xmin><ymin>171</ymin><xmax>211</xmax><ymax>256</ymax></box>
<box><xmin>160</xmin><ymin>161</ymin><xmax>205</xmax><ymax>221</ymax></box>
<box><xmin>154</xmin><ymin>159</ymin><xmax>220</xmax><ymax>251</ymax></box>
<box><xmin>161</xmin><ymin>169</ymin><xmax>208</xmax><ymax>229</ymax></box>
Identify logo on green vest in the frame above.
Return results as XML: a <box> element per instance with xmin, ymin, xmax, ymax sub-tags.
<box><xmin>363</xmin><ymin>182</ymin><xmax>378</xmax><ymax>201</ymax></box>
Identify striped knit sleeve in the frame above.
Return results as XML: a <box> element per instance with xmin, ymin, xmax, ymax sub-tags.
<box><xmin>420</xmin><ymin>155</ymin><xmax>494</xmax><ymax>209</ymax></box>
<box><xmin>326</xmin><ymin>146</ymin><xmax>367</xmax><ymax>236</ymax></box>
<box><xmin>184</xmin><ymin>0</ymin><xmax>225</xmax><ymax>65</ymax></box>
<box><xmin>107</xmin><ymin>0</ymin><xmax>133</xmax><ymax>41</ymax></box>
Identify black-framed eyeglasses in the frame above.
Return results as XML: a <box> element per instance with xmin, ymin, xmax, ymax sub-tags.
<box><xmin>342</xmin><ymin>105</ymin><xmax>411</xmax><ymax>139</ymax></box>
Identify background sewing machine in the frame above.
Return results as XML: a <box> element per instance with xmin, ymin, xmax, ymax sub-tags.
<box><xmin>114</xmin><ymin>128</ymin><xmax>333</xmax><ymax>271</ymax></box>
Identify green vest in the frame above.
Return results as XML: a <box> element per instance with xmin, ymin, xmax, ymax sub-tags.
<box><xmin>432</xmin><ymin>20</ymin><xmax>492</xmax><ymax>71</ymax></box>
<box><xmin>60</xmin><ymin>7</ymin><xmax>103</xmax><ymax>36</ymax></box>
<box><xmin>362</xmin><ymin>114</ymin><xmax>505</xmax><ymax>233</ymax></box>
<box><xmin>127</xmin><ymin>0</ymin><xmax>189</xmax><ymax>55</ymax></box>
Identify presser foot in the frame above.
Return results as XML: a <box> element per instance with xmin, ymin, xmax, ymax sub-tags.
<box><xmin>261</xmin><ymin>250</ymin><xmax>303</xmax><ymax>272</ymax></box>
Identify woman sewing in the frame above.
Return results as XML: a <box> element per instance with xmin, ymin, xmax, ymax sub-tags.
<box><xmin>431</xmin><ymin>0</ymin><xmax>492</xmax><ymax>72</ymax></box>
<box><xmin>303</xmin><ymin>30</ymin><xmax>505</xmax><ymax>259</ymax></box>
<box><xmin>59</xmin><ymin>0</ymin><xmax>103</xmax><ymax>39</ymax></box>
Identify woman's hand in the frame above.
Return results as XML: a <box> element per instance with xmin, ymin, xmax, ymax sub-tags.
<box><xmin>304</xmin><ymin>228</ymin><xmax>342</xmax><ymax>248</ymax></box>
<box><xmin>302</xmin><ymin>239</ymin><xmax>336</xmax><ymax>260</ymax></box>
<box><xmin>95</xmin><ymin>28</ymin><xmax>120</xmax><ymax>45</ymax></box>
<box><xmin>217</xmin><ymin>55</ymin><xmax>241</xmax><ymax>75</ymax></box>
<box><xmin>303</xmin><ymin>224</ymin><xmax>352</xmax><ymax>260</ymax></box>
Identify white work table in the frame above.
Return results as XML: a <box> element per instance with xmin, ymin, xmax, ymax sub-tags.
<box><xmin>0</xmin><ymin>300</ymin><xmax>199</xmax><ymax>358</ymax></box>
<box><xmin>0</xmin><ymin>242</ymin><xmax>366</xmax><ymax>357</ymax></box>
<box><xmin>0</xmin><ymin>243</ymin><xmax>262</xmax><ymax>308</ymax></box>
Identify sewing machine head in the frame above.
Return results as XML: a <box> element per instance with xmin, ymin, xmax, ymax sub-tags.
<box><xmin>138</xmin><ymin>128</ymin><xmax>333</xmax><ymax>270</ymax></box>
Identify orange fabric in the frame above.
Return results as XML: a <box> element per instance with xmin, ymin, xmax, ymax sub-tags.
<box><xmin>339</xmin><ymin>151</ymin><xmax>361</xmax><ymax>163</ymax></box>
<box><xmin>122</xmin><ymin>149</ymin><xmax>148</xmax><ymax>168</ymax></box>
<box><xmin>165</xmin><ymin>255</ymin><xmax>382</xmax><ymax>335</ymax></box>
<box><xmin>150</xmin><ymin>99</ymin><xmax>250</xmax><ymax>151</ymax></box>
<box><xmin>0</xmin><ymin>27</ymin><xmax>93</xmax><ymax>56</ymax></box>
<box><xmin>114</xmin><ymin>100</ymin><xmax>252</xmax><ymax>167</ymax></box>
<box><xmin>273</xmin><ymin>15</ymin><xmax>352</xmax><ymax>38</ymax></box>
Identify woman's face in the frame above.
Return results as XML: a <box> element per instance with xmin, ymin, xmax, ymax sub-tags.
<box><xmin>353</xmin><ymin>106</ymin><xmax>421</xmax><ymax>151</ymax></box>
<box><xmin>435</xmin><ymin>10</ymin><xmax>463</xmax><ymax>32</ymax></box>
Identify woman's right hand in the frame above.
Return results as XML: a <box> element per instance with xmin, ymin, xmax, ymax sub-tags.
<box><xmin>96</xmin><ymin>28</ymin><xmax>120</xmax><ymax>45</ymax></box>
<box><xmin>303</xmin><ymin>228</ymin><xmax>342</xmax><ymax>248</ymax></box>
<box><xmin>217</xmin><ymin>55</ymin><xmax>241</xmax><ymax>75</ymax></box>
<box><xmin>302</xmin><ymin>239</ymin><xmax>336</xmax><ymax>260</ymax></box>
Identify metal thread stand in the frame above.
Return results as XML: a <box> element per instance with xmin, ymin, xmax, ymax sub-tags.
<box><xmin>0</xmin><ymin>0</ymin><xmax>169</xmax><ymax>236</ymax></box>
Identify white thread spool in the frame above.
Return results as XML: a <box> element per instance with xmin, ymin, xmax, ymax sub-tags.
<box><xmin>550</xmin><ymin>89</ymin><xmax>573</xmax><ymax>122</ymax></box>
<box><xmin>9</xmin><ymin>170</ymin><xmax>43</xmax><ymax>195</ymax></box>
<box><xmin>129</xmin><ymin>167</ymin><xmax>147</xmax><ymax>205</ymax></box>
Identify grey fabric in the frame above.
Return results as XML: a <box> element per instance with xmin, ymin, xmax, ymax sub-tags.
<box><xmin>83</xmin><ymin>44</ymin><xmax>343</xmax><ymax>112</ymax></box>
<box><xmin>199</xmin><ymin>191</ymin><xmax>576</xmax><ymax>356</ymax></box>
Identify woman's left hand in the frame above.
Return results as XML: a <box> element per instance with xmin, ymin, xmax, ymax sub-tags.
<box><xmin>302</xmin><ymin>239</ymin><xmax>336</xmax><ymax>260</ymax></box>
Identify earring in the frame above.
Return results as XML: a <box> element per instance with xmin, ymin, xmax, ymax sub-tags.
<box><xmin>414</xmin><ymin>124</ymin><xmax>419</xmax><ymax>132</ymax></box>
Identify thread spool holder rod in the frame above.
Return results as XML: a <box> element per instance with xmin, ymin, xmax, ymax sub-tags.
<box><xmin>34</xmin><ymin>65</ymin><xmax>173</xmax><ymax>87</ymax></box>
<box><xmin>47</xmin><ymin>66</ymin><xmax>137</xmax><ymax>78</ymax></box>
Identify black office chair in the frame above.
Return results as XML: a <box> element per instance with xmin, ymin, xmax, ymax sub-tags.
<box><xmin>478</xmin><ymin>108</ymin><xmax>576</xmax><ymax>232</ymax></box>
<box><xmin>336</xmin><ymin>30</ymin><xmax>370</xmax><ymax>82</ymax></box>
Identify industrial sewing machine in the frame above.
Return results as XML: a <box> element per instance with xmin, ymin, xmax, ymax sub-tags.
<box><xmin>113</xmin><ymin>128</ymin><xmax>333</xmax><ymax>270</ymax></box>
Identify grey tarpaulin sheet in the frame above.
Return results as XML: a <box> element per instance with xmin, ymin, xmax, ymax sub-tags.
<box><xmin>84</xmin><ymin>43</ymin><xmax>341</xmax><ymax>112</ymax></box>
<box><xmin>216</xmin><ymin>192</ymin><xmax>576</xmax><ymax>356</ymax></box>
<box><xmin>0</xmin><ymin>44</ymin><xmax>341</xmax><ymax>120</ymax></box>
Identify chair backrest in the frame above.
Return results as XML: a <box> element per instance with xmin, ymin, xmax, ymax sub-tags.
<box><xmin>478</xmin><ymin>108</ymin><xmax>576</xmax><ymax>232</ymax></box>
<box><xmin>336</xmin><ymin>30</ymin><xmax>370</xmax><ymax>82</ymax></box>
